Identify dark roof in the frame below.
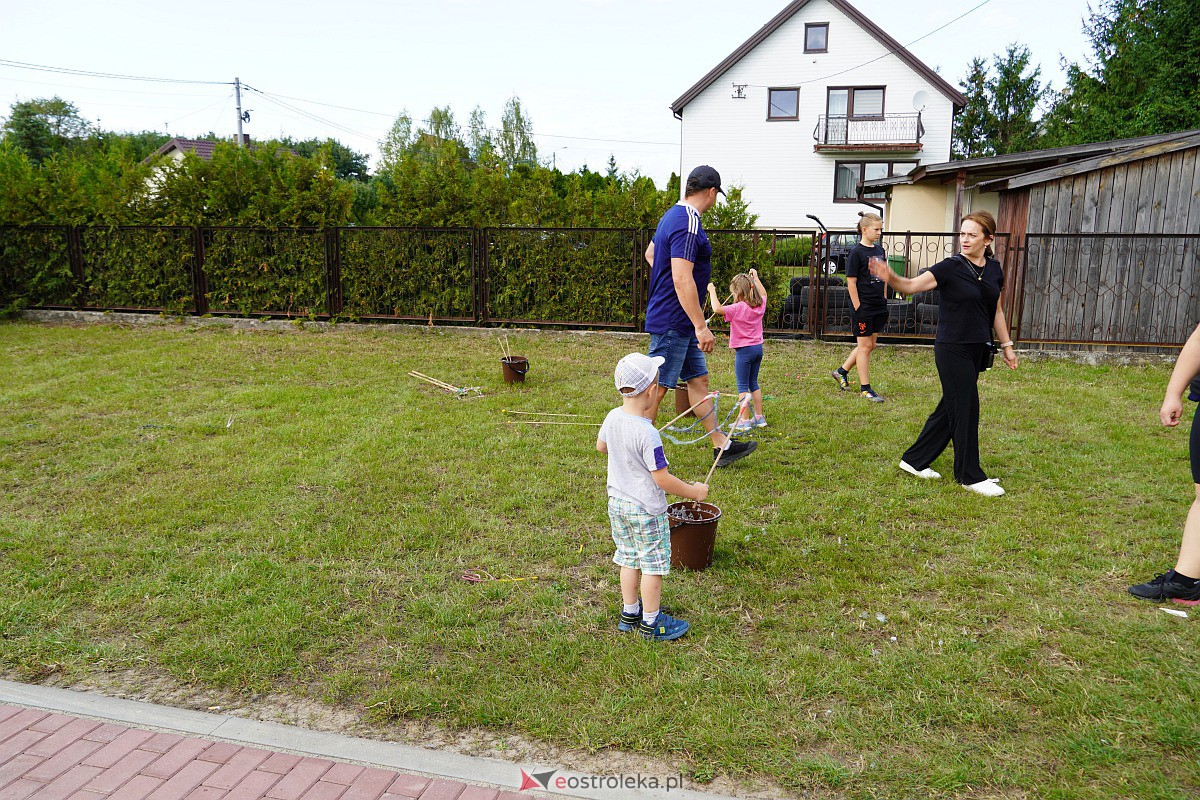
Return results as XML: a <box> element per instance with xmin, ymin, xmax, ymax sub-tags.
<box><xmin>974</xmin><ymin>130</ymin><xmax>1200</xmax><ymax>191</ymax></box>
<box><xmin>669</xmin><ymin>0</ymin><xmax>966</xmax><ymax>116</ymax></box>
<box><xmin>144</xmin><ymin>135</ymin><xmax>303</xmax><ymax>165</ymax></box>
<box><xmin>862</xmin><ymin>130</ymin><xmax>1200</xmax><ymax>190</ymax></box>
<box><xmin>149</xmin><ymin>137</ymin><xmax>224</xmax><ymax>161</ymax></box>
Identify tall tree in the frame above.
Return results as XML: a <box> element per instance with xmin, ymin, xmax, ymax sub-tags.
<box><xmin>987</xmin><ymin>44</ymin><xmax>1047</xmax><ymax>154</ymax></box>
<box><xmin>950</xmin><ymin>46</ymin><xmax>1047</xmax><ymax>158</ymax></box>
<box><xmin>952</xmin><ymin>57</ymin><xmax>992</xmax><ymax>159</ymax></box>
<box><xmin>497</xmin><ymin>96</ymin><xmax>537</xmax><ymax>169</ymax></box>
<box><xmin>467</xmin><ymin>105</ymin><xmax>493</xmax><ymax>162</ymax></box>
<box><xmin>378</xmin><ymin>111</ymin><xmax>414</xmax><ymax>172</ymax></box>
<box><xmin>2</xmin><ymin>97</ymin><xmax>94</xmax><ymax>164</ymax></box>
<box><xmin>1042</xmin><ymin>0</ymin><xmax>1200</xmax><ymax>146</ymax></box>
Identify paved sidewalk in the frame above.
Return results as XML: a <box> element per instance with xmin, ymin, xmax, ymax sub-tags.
<box><xmin>0</xmin><ymin>682</ymin><xmax>737</xmax><ymax>800</ymax></box>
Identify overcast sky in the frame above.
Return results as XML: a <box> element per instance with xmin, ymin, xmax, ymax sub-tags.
<box><xmin>0</xmin><ymin>0</ymin><xmax>1095</xmax><ymax>184</ymax></box>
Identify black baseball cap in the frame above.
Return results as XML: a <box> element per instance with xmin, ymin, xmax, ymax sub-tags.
<box><xmin>687</xmin><ymin>165</ymin><xmax>725</xmax><ymax>196</ymax></box>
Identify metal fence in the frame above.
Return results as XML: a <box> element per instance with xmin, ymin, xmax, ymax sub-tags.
<box><xmin>1013</xmin><ymin>233</ymin><xmax>1198</xmax><ymax>347</ymax></box>
<box><xmin>3</xmin><ymin>224</ymin><xmax>1193</xmax><ymax>349</ymax></box>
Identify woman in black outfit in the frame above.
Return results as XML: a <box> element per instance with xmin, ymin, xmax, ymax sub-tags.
<box><xmin>870</xmin><ymin>211</ymin><xmax>1018</xmax><ymax>497</ymax></box>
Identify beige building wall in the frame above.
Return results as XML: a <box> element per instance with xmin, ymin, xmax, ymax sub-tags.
<box><xmin>884</xmin><ymin>184</ymin><xmax>947</xmax><ymax>232</ymax></box>
<box><xmin>885</xmin><ymin>184</ymin><xmax>1003</xmax><ymax>233</ymax></box>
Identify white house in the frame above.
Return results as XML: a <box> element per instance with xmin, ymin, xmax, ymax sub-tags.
<box><xmin>670</xmin><ymin>0</ymin><xmax>966</xmax><ymax>229</ymax></box>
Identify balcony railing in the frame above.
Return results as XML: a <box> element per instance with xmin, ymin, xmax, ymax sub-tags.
<box><xmin>813</xmin><ymin>112</ymin><xmax>924</xmax><ymax>149</ymax></box>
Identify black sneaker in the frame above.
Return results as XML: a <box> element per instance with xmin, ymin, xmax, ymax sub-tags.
<box><xmin>714</xmin><ymin>438</ymin><xmax>757</xmax><ymax>467</ymax></box>
<box><xmin>1128</xmin><ymin>571</ymin><xmax>1200</xmax><ymax>603</ymax></box>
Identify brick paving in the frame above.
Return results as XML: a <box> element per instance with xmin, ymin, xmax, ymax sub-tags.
<box><xmin>0</xmin><ymin>707</ymin><xmax>522</xmax><ymax>800</ymax></box>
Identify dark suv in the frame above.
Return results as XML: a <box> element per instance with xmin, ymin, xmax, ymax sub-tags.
<box><xmin>817</xmin><ymin>232</ymin><xmax>858</xmax><ymax>275</ymax></box>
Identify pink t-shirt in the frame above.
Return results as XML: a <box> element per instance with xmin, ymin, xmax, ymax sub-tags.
<box><xmin>722</xmin><ymin>297</ymin><xmax>767</xmax><ymax>349</ymax></box>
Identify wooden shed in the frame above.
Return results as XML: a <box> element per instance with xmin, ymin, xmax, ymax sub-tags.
<box><xmin>978</xmin><ymin>131</ymin><xmax>1200</xmax><ymax>347</ymax></box>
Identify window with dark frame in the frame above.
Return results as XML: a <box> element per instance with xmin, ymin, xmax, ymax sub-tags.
<box><xmin>826</xmin><ymin>87</ymin><xmax>886</xmax><ymax>119</ymax></box>
<box><xmin>767</xmin><ymin>88</ymin><xmax>799</xmax><ymax>120</ymax></box>
<box><xmin>804</xmin><ymin>23</ymin><xmax>828</xmax><ymax>53</ymax></box>
<box><xmin>833</xmin><ymin>160</ymin><xmax>918</xmax><ymax>202</ymax></box>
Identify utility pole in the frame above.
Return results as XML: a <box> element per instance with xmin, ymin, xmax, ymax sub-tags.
<box><xmin>234</xmin><ymin>77</ymin><xmax>245</xmax><ymax>147</ymax></box>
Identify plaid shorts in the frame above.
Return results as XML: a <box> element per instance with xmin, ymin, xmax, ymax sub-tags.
<box><xmin>607</xmin><ymin>496</ymin><xmax>671</xmax><ymax>575</ymax></box>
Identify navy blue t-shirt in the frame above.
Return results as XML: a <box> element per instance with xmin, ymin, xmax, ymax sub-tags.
<box><xmin>645</xmin><ymin>202</ymin><xmax>712</xmax><ymax>335</ymax></box>
<box><xmin>928</xmin><ymin>255</ymin><xmax>1004</xmax><ymax>344</ymax></box>
<box><xmin>845</xmin><ymin>242</ymin><xmax>887</xmax><ymax>313</ymax></box>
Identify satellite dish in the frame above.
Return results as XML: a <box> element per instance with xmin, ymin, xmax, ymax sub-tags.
<box><xmin>912</xmin><ymin>91</ymin><xmax>929</xmax><ymax>112</ymax></box>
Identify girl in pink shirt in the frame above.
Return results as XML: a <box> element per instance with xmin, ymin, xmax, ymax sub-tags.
<box><xmin>707</xmin><ymin>268</ymin><xmax>768</xmax><ymax>432</ymax></box>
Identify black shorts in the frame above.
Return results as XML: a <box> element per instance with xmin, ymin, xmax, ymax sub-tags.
<box><xmin>1191</xmin><ymin>402</ymin><xmax>1200</xmax><ymax>484</ymax></box>
<box><xmin>852</xmin><ymin>308</ymin><xmax>889</xmax><ymax>338</ymax></box>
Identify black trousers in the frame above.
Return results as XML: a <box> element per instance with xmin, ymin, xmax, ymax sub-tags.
<box><xmin>903</xmin><ymin>342</ymin><xmax>989</xmax><ymax>485</ymax></box>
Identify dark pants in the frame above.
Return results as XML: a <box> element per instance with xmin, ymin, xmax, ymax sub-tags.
<box><xmin>903</xmin><ymin>342</ymin><xmax>989</xmax><ymax>485</ymax></box>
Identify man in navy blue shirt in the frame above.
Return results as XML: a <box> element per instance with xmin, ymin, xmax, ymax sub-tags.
<box><xmin>643</xmin><ymin>165</ymin><xmax>756</xmax><ymax>468</ymax></box>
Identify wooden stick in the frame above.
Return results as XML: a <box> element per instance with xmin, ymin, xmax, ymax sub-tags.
<box><xmin>694</xmin><ymin>395</ymin><xmax>750</xmax><ymax>507</ymax></box>
<box><xmin>706</xmin><ymin>293</ymin><xmax>734</xmax><ymax>324</ymax></box>
<box><xmin>658</xmin><ymin>391</ymin><xmax>717</xmax><ymax>432</ymax></box>
<box><xmin>409</xmin><ymin>371</ymin><xmax>458</xmax><ymax>390</ymax></box>
<box><xmin>502</xmin><ymin>409</ymin><xmax>583</xmax><ymax>417</ymax></box>
<box><xmin>505</xmin><ymin>420</ymin><xmax>601</xmax><ymax>426</ymax></box>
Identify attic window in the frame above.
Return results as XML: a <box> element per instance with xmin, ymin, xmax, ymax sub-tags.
<box><xmin>767</xmin><ymin>88</ymin><xmax>799</xmax><ymax>121</ymax></box>
<box><xmin>805</xmin><ymin>23</ymin><xmax>828</xmax><ymax>53</ymax></box>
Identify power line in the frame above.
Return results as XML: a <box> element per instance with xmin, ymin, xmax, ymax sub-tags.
<box><xmin>0</xmin><ymin>73</ymin><xmax>230</xmax><ymax>99</ymax></box>
<box><xmin>0</xmin><ymin>58</ymin><xmax>231</xmax><ymax>86</ymax></box>
<box><xmin>0</xmin><ymin>58</ymin><xmax>678</xmax><ymax>151</ymax></box>
<box><xmin>242</xmin><ymin>86</ymin><xmax>381</xmax><ymax>141</ymax></box>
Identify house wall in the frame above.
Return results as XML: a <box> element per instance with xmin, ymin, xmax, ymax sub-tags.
<box><xmin>677</xmin><ymin>0</ymin><xmax>956</xmax><ymax>229</ymax></box>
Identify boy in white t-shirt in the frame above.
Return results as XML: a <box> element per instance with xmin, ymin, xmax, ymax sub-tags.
<box><xmin>597</xmin><ymin>353</ymin><xmax>708</xmax><ymax>641</ymax></box>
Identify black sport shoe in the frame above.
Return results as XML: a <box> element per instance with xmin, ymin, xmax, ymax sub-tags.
<box><xmin>1128</xmin><ymin>571</ymin><xmax>1200</xmax><ymax>603</ymax></box>
<box><xmin>714</xmin><ymin>438</ymin><xmax>757</xmax><ymax>467</ymax></box>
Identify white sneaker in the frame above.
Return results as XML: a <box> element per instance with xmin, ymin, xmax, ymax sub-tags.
<box><xmin>899</xmin><ymin>460</ymin><xmax>941</xmax><ymax>480</ymax></box>
<box><xmin>963</xmin><ymin>479</ymin><xmax>1005</xmax><ymax>497</ymax></box>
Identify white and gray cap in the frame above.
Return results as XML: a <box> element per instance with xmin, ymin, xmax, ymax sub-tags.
<box><xmin>613</xmin><ymin>352</ymin><xmax>665</xmax><ymax>394</ymax></box>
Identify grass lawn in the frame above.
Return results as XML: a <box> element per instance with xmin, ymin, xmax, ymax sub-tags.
<box><xmin>1</xmin><ymin>318</ymin><xmax>1197</xmax><ymax>799</ymax></box>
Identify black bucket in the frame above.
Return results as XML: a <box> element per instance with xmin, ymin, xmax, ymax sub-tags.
<box><xmin>501</xmin><ymin>356</ymin><xmax>529</xmax><ymax>383</ymax></box>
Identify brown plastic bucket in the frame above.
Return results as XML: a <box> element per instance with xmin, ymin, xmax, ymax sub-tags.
<box><xmin>667</xmin><ymin>501</ymin><xmax>721</xmax><ymax>571</ymax></box>
<box><xmin>501</xmin><ymin>356</ymin><xmax>529</xmax><ymax>383</ymax></box>
<box><xmin>674</xmin><ymin>383</ymin><xmax>694</xmax><ymax>417</ymax></box>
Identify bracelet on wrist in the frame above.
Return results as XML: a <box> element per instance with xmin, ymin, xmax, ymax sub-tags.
<box><xmin>1000</xmin><ymin>341</ymin><xmax>1014</xmax><ymax>348</ymax></box>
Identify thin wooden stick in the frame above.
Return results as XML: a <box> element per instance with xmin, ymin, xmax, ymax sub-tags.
<box><xmin>658</xmin><ymin>391</ymin><xmax>717</xmax><ymax>432</ymax></box>
<box><xmin>694</xmin><ymin>395</ymin><xmax>750</xmax><ymax>507</ymax></box>
<box><xmin>706</xmin><ymin>293</ymin><xmax>734</xmax><ymax>324</ymax></box>
<box><xmin>504</xmin><ymin>420</ymin><xmax>601</xmax><ymax>426</ymax></box>
<box><xmin>409</xmin><ymin>371</ymin><xmax>457</xmax><ymax>390</ymax></box>
<box><xmin>502</xmin><ymin>409</ymin><xmax>583</xmax><ymax>417</ymax></box>
<box><xmin>409</xmin><ymin>371</ymin><xmax>453</xmax><ymax>389</ymax></box>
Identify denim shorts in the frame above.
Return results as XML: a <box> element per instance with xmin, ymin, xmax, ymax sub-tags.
<box><xmin>608</xmin><ymin>497</ymin><xmax>672</xmax><ymax>575</ymax></box>
<box><xmin>648</xmin><ymin>329</ymin><xmax>708</xmax><ymax>388</ymax></box>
